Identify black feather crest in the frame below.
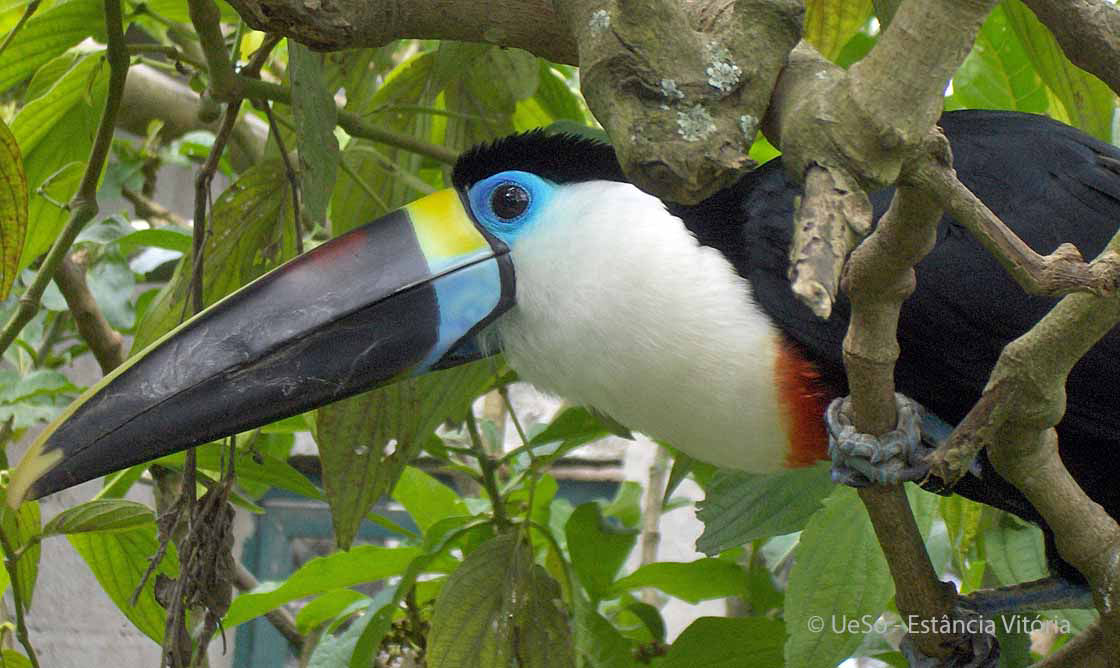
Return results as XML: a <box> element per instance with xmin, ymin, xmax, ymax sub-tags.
<box><xmin>452</xmin><ymin>130</ymin><xmax>625</xmax><ymax>190</ymax></box>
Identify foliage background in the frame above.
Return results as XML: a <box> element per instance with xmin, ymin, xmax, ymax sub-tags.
<box><xmin>0</xmin><ymin>0</ymin><xmax>1114</xmax><ymax>666</ymax></box>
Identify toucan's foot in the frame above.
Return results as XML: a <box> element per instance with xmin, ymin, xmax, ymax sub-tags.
<box><xmin>827</xmin><ymin>393</ymin><xmax>932</xmax><ymax>487</ymax></box>
<box><xmin>899</xmin><ymin>610</ymin><xmax>1000</xmax><ymax>668</ymax></box>
<box><xmin>960</xmin><ymin>576</ymin><xmax>1093</xmax><ymax>616</ymax></box>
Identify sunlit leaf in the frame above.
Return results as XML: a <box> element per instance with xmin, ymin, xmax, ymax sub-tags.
<box><xmin>290</xmin><ymin>43</ymin><xmax>340</xmax><ymax>227</ymax></box>
<box><xmin>609</xmin><ymin>558</ymin><xmax>747</xmax><ymax>603</ymax></box>
<box><xmin>0</xmin><ymin>496</ymin><xmax>38</xmax><ymax>609</ymax></box>
<box><xmin>0</xmin><ymin>116</ymin><xmax>26</xmax><ymax>299</ymax></box>
<box><xmin>946</xmin><ymin>5</ymin><xmax>1049</xmax><ymax>115</ymax></box>
<box><xmin>295</xmin><ymin>589</ymin><xmax>370</xmax><ymax>633</ymax></box>
<box><xmin>565</xmin><ymin>502</ymin><xmax>636</xmax><ymax>600</ymax></box>
<box><xmin>662</xmin><ymin>617</ymin><xmax>785</xmax><ymax>668</ymax></box>
<box><xmin>391</xmin><ymin>466</ymin><xmax>466</xmax><ymax>533</ymax></box>
<box><xmin>784</xmin><ymin>486</ymin><xmax>892</xmax><ymax>668</ymax></box>
<box><xmin>1002</xmin><ymin>0</ymin><xmax>1115</xmax><ymax>142</ymax></box>
<box><xmin>224</xmin><ymin>545</ymin><xmax>422</xmax><ymax>627</ymax></box>
<box><xmin>12</xmin><ymin>50</ymin><xmax>107</xmax><ymax>270</ymax></box>
<box><xmin>68</xmin><ymin>523</ymin><xmax>179</xmax><ymax>642</ymax></box>
<box><xmin>0</xmin><ymin>0</ymin><xmax>105</xmax><ymax>93</ymax></box>
<box><xmin>804</xmin><ymin>0</ymin><xmax>873</xmax><ymax>62</ymax></box>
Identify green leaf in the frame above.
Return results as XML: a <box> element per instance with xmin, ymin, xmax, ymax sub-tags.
<box><xmin>0</xmin><ymin>499</ymin><xmax>38</xmax><ymax>608</ymax></box>
<box><xmin>42</xmin><ymin>499</ymin><xmax>153</xmax><ymax>536</ymax></box>
<box><xmin>0</xmin><ymin>369</ymin><xmax>76</xmax><ymax>403</ymax></box>
<box><xmin>192</xmin><ymin>442</ymin><xmax>322</xmax><ymax>501</ymax></box>
<box><xmin>946</xmin><ymin>5</ymin><xmax>1049</xmax><ymax>115</ymax></box>
<box><xmin>696</xmin><ymin>463</ymin><xmax>833</xmax><ymax>555</ymax></box>
<box><xmin>662</xmin><ymin>616</ymin><xmax>785</xmax><ymax>668</ymax></box>
<box><xmin>68</xmin><ymin>523</ymin><xmax>179</xmax><ymax>642</ymax></box>
<box><xmin>131</xmin><ymin>160</ymin><xmax>296</xmax><ymax>352</ymax></box>
<box><xmin>391</xmin><ymin>466</ymin><xmax>466</xmax><ymax>534</ymax></box>
<box><xmin>530</xmin><ymin>406</ymin><xmax>613</xmax><ymax>449</ymax></box>
<box><xmin>307</xmin><ymin>605</ymin><xmax>380</xmax><ymax>668</ymax></box>
<box><xmin>0</xmin><ymin>115</ymin><xmax>26</xmax><ymax>299</ymax></box>
<box><xmin>940</xmin><ymin>494</ymin><xmax>985</xmax><ymax>576</ymax></box>
<box><xmin>1002</xmin><ymin>0</ymin><xmax>1114</xmax><ymax>141</ymax></box>
<box><xmin>114</xmin><ymin>228</ymin><xmax>192</xmax><ymax>254</ymax></box>
<box><xmin>573</xmin><ymin>594</ymin><xmax>632</xmax><ymax>668</ymax></box>
<box><xmin>427</xmin><ymin>532</ymin><xmax>574</xmax><ymax>668</ymax></box>
<box><xmin>0</xmin><ymin>0</ymin><xmax>105</xmax><ymax>93</ymax></box>
<box><xmin>224</xmin><ymin>546</ymin><xmax>422</xmax><ymax>627</ymax></box>
<box><xmin>295</xmin><ymin>589</ymin><xmax>370</xmax><ymax>633</ymax></box>
<box><xmin>13</xmin><ymin>50</ymin><xmax>107</xmax><ymax>270</ymax></box>
<box><xmin>531</xmin><ymin>64</ymin><xmax>589</xmax><ymax>124</ymax></box>
<box><xmin>983</xmin><ymin>518</ymin><xmax>1047</xmax><ymax>586</ymax></box>
<box><xmin>315</xmin><ymin>360</ymin><xmax>494</xmax><ymax>549</ymax></box>
<box><xmin>86</xmin><ymin>256</ymin><xmax>136</xmax><ymax>329</ymax></box>
<box><xmin>565</xmin><ymin>502</ymin><xmax>637</xmax><ymax>600</ymax></box>
<box><xmin>289</xmin><ymin>43</ymin><xmax>340</xmax><ymax>227</ymax></box>
<box><xmin>610</xmin><ymin>558</ymin><xmax>747</xmax><ymax>603</ymax></box>
<box><xmin>784</xmin><ymin>486</ymin><xmax>893</xmax><ymax>668</ymax></box>
<box><xmin>0</xmin><ymin>650</ymin><xmax>32</xmax><ymax>668</ymax></box>
<box><xmin>804</xmin><ymin>0</ymin><xmax>873</xmax><ymax>62</ymax></box>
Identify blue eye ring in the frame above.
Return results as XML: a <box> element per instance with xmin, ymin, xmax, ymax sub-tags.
<box><xmin>488</xmin><ymin>181</ymin><xmax>532</xmax><ymax>222</ymax></box>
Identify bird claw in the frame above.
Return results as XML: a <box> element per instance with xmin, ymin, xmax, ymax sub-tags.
<box><xmin>827</xmin><ymin>393</ymin><xmax>934</xmax><ymax>487</ymax></box>
<box><xmin>899</xmin><ymin>608</ymin><xmax>1000</xmax><ymax>668</ymax></box>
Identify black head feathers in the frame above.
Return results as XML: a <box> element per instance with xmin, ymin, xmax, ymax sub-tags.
<box><xmin>452</xmin><ymin>130</ymin><xmax>626</xmax><ymax>190</ymax></box>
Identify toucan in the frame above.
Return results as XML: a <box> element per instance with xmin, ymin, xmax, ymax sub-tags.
<box><xmin>10</xmin><ymin>110</ymin><xmax>1120</xmax><ymax>597</ymax></box>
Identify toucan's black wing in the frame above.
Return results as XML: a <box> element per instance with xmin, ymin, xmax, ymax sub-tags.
<box><xmin>678</xmin><ymin>109</ymin><xmax>1120</xmax><ymax>534</ymax></box>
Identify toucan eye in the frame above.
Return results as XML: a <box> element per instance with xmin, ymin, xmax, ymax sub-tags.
<box><xmin>490</xmin><ymin>183</ymin><xmax>530</xmax><ymax>220</ymax></box>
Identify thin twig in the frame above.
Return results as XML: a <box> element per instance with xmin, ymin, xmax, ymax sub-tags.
<box><xmin>0</xmin><ymin>0</ymin><xmax>130</xmax><ymax>359</ymax></box>
<box><xmin>263</xmin><ymin>103</ymin><xmax>304</xmax><ymax>254</ymax></box>
<box><xmin>0</xmin><ymin>527</ymin><xmax>40</xmax><ymax>668</ymax></box>
<box><xmin>125</xmin><ymin>43</ymin><xmax>207</xmax><ymax>71</ymax></box>
<box><xmin>465</xmin><ymin>410</ymin><xmax>507</xmax><ymax>527</ymax></box>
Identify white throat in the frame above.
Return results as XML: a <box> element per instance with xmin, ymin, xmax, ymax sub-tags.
<box><xmin>494</xmin><ymin>181</ymin><xmax>790</xmax><ymax>472</ymax></box>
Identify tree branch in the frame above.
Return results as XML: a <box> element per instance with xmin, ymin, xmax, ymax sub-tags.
<box><xmin>54</xmin><ymin>254</ymin><xmax>126</xmax><ymax>374</ymax></box>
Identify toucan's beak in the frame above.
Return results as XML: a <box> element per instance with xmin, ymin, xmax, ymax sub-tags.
<box><xmin>10</xmin><ymin>189</ymin><xmax>513</xmax><ymax>504</ymax></box>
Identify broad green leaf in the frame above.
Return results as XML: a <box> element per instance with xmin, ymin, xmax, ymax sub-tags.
<box><xmin>224</xmin><ymin>545</ymin><xmax>422</xmax><ymax>627</ymax></box>
<box><xmin>696</xmin><ymin>462</ymin><xmax>833</xmax><ymax>555</ymax></box>
<box><xmin>295</xmin><ymin>589</ymin><xmax>370</xmax><ymax>633</ymax></box>
<box><xmin>530</xmin><ymin>406</ymin><xmax>613</xmax><ymax>450</ymax></box>
<box><xmin>114</xmin><ymin>228</ymin><xmax>192</xmax><ymax>254</ymax></box>
<box><xmin>1003</xmin><ymin>0</ymin><xmax>1115</xmax><ymax>142</ymax></box>
<box><xmin>565</xmin><ymin>502</ymin><xmax>637</xmax><ymax>600</ymax></box>
<box><xmin>573</xmin><ymin>594</ymin><xmax>632</xmax><ymax>668</ymax></box>
<box><xmin>530</xmin><ymin>64</ymin><xmax>589</xmax><ymax>125</ymax></box>
<box><xmin>315</xmin><ymin>360</ymin><xmax>495</xmax><ymax>549</ymax></box>
<box><xmin>0</xmin><ymin>369</ymin><xmax>76</xmax><ymax>403</ymax></box>
<box><xmin>804</xmin><ymin>0</ymin><xmax>873</xmax><ymax>62</ymax></box>
<box><xmin>0</xmin><ymin>650</ymin><xmax>31</xmax><ymax>668</ymax></box>
<box><xmin>332</xmin><ymin>52</ymin><xmax>438</xmax><ymax>237</ymax></box>
<box><xmin>609</xmin><ymin>558</ymin><xmax>747</xmax><ymax>603</ymax></box>
<box><xmin>662</xmin><ymin>617</ymin><xmax>785</xmax><ymax>668</ymax></box>
<box><xmin>0</xmin><ymin>499</ymin><xmax>38</xmax><ymax>608</ymax></box>
<box><xmin>784</xmin><ymin>486</ymin><xmax>893</xmax><ymax>668</ymax></box>
<box><xmin>191</xmin><ymin>442</ymin><xmax>321</xmax><ymax>501</ymax></box>
<box><xmin>289</xmin><ymin>43</ymin><xmax>340</xmax><ymax>227</ymax></box>
<box><xmin>130</xmin><ymin>160</ymin><xmax>296</xmax><ymax>352</ymax></box>
<box><xmin>391</xmin><ymin>466</ymin><xmax>466</xmax><ymax>533</ymax></box>
<box><xmin>86</xmin><ymin>256</ymin><xmax>135</xmax><ymax>329</ymax></box>
<box><xmin>427</xmin><ymin>532</ymin><xmax>574</xmax><ymax>668</ymax></box>
<box><xmin>307</xmin><ymin>606</ymin><xmax>380</xmax><ymax>668</ymax></box>
<box><xmin>983</xmin><ymin>519</ymin><xmax>1046</xmax><ymax>586</ymax></box>
<box><xmin>0</xmin><ymin>0</ymin><xmax>104</xmax><ymax>93</ymax></box>
<box><xmin>623</xmin><ymin>601</ymin><xmax>665</xmax><ymax>643</ymax></box>
<box><xmin>940</xmin><ymin>494</ymin><xmax>985</xmax><ymax>576</ymax></box>
<box><xmin>12</xmin><ymin>50</ymin><xmax>107</xmax><ymax>270</ymax></box>
<box><xmin>68</xmin><ymin>523</ymin><xmax>179</xmax><ymax>642</ymax></box>
<box><xmin>42</xmin><ymin>499</ymin><xmax>153</xmax><ymax>536</ymax></box>
<box><xmin>946</xmin><ymin>5</ymin><xmax>1049</xmax><ymax>115</ymax></box>
<box><xmin>0</xmin><ymin>116</ymin><xmax>26</xmax><ymax>299</ymax></box>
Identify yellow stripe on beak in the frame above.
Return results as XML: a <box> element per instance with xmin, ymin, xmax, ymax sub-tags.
<box><xmin>405</xmin><ymin>189</ymin><xmax>491</xmax><ymax>269</ymax></box>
